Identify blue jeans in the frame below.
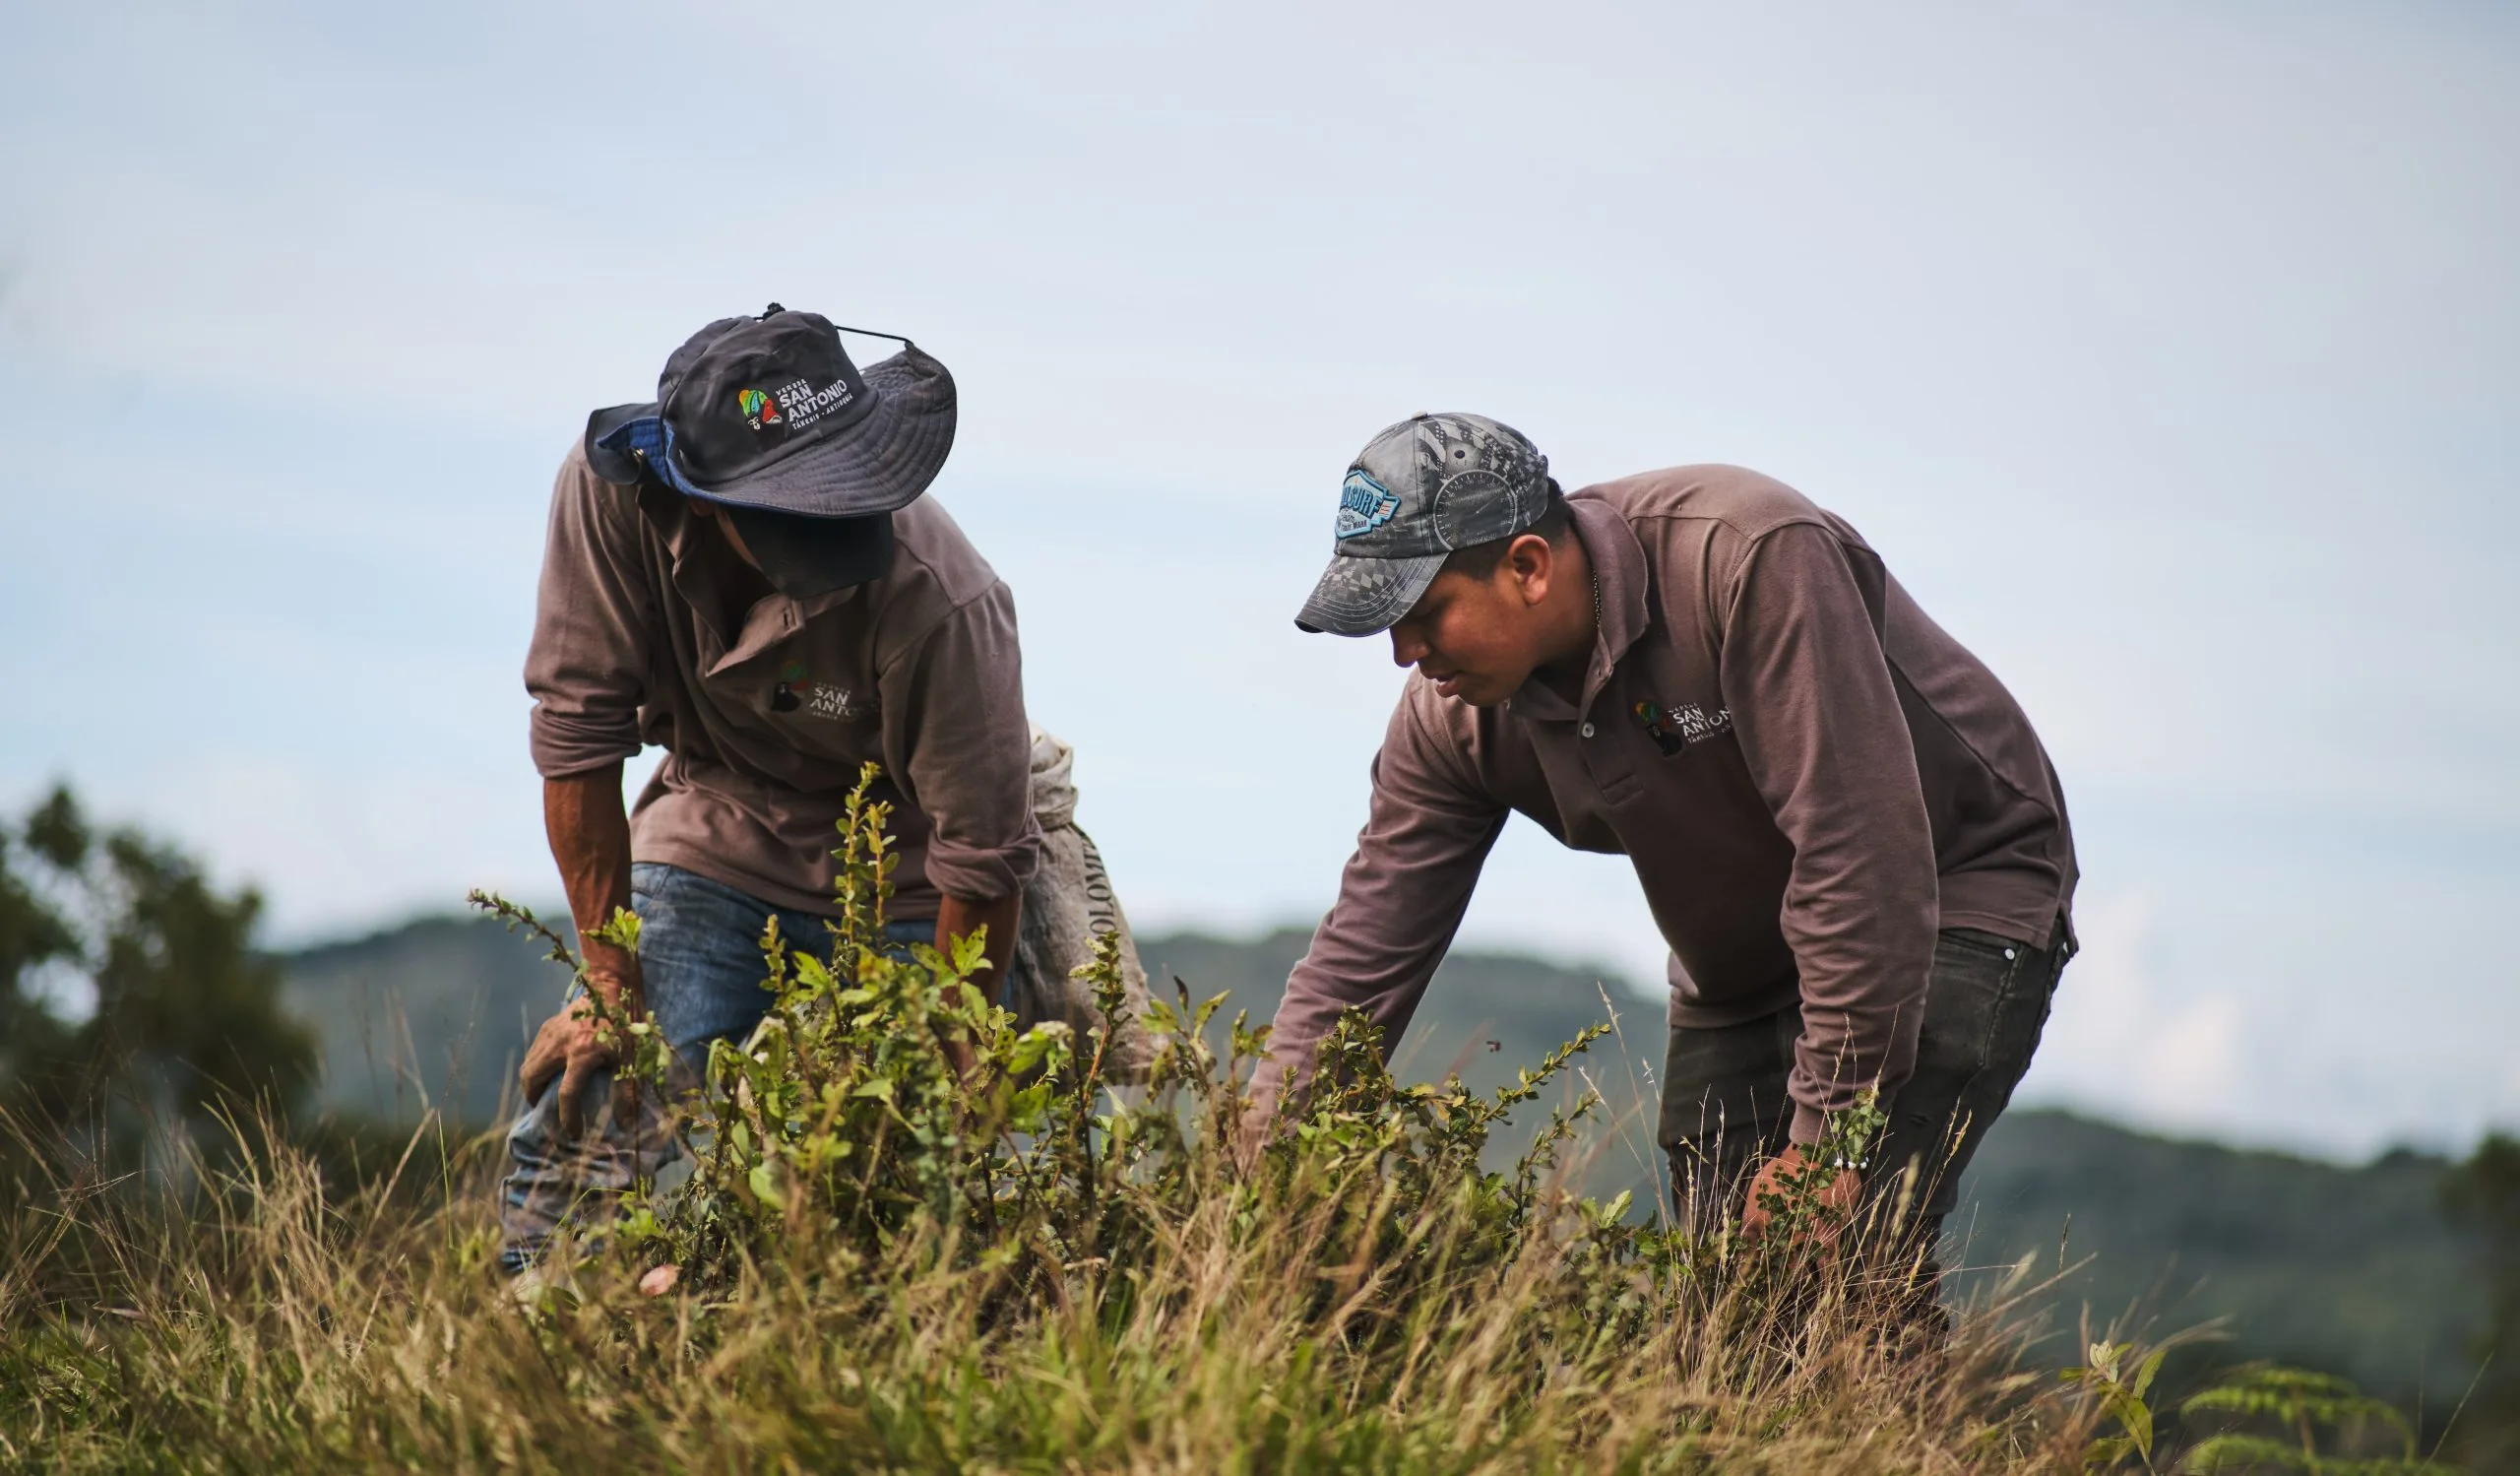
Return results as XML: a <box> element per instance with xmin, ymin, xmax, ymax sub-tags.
<box><xmin>497</xmin><ymin>863</ymin><xmax>933</xmax><ymax>1272</ymax></box>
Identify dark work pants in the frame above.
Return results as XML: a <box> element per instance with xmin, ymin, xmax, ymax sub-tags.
<box><xmin>1657</xmin><ymin>922</ymin><xmax>2071</xmax><ymax>1258</ymax></box>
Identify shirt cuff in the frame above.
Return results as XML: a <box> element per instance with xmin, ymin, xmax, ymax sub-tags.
<box><xmin>920</xmin><ymin>824</ymin><xmax>1043</xmax><ymax>903</ymax></box>
<box><xmin>529</xmin><ymin>711</ymin><xmax>643</xmax><ymax>779</ymax></box>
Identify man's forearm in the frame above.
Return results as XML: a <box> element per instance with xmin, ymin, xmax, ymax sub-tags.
<box><xmin>544</xmin><ymin>765</ymin><xmax>638</xmax><ymax>1005</ymax></box>
<box><xmin>935</xmin><ymin>890</ymin><xmax>1021</xmax><ymax>1000</ymax></box>
<box><xmin>930</xmin><ymin>891</ymin><xmax>1018</xmax><ymax>1080</ymax></box>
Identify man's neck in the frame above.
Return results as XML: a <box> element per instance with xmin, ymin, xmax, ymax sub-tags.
<box><xmin>694</xmin><ymin>514</ymin><xmax>778</xmax><ymax>637</ymax></box>
<box><xmin>1531</xmin><ymin>535</ymin><xmax>1599</xmax><ymax>704</ymax></box>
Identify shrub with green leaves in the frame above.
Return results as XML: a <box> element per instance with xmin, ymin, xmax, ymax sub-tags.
<box><xmin>488</xmin><ymin>768</ymin><xmax>1671</xmax><ymax>1343</ymax></box>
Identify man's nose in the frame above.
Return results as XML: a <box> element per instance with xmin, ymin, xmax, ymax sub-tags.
<box><xmin>1389</xmin><ymin>628</ymin><xmax>1424</xmax><ymax>668</ymax></box>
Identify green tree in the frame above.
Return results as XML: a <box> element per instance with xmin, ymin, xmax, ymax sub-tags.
<box><xmin>0</xmin><ymin>785</ymin><xmax>315</xmax><ymax>1172</ymax></box>
<box><xmin>2443</xmin><ymin>1132</ymin><xmax>2520</xmax><ymax>1467</ymax></box>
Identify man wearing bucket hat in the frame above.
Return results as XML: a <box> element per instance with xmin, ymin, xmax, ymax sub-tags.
<box><xmin>1263</xmin><ymin>414</ymin><xmax>2077</xmax><ymax>1279</ymax></box>
<box><xmin>501</xmin><ymin>305</ymin><xmax>1040</xmax><ymax>1273</ymax></box>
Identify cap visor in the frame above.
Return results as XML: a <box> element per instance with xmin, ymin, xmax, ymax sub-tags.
<box><xmin>1293</xmin><ymin>551</ymin><xmax>1446</xmax><ymax>636</ymax></box>
<box><xmin>726</xmin><ymin>507</ymin><xmax>897</xmax><ymax>598</ymax></box>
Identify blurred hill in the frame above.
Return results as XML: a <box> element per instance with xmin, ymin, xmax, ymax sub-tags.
<box><xmin>278</xmin><ymin>913</ymin><xmax>2482</xmax><ymax>1409</ymax></box>
<box><xmin>281</xmin><ymin>913</ymin><xmax>559</xmax><ymax>1126</ymax></box>
<box><xmin>1951</xmin><ymin>1113</ymin><xmax>2476</xmax><ymax>1413</ymax></box>
<box><xmin>278</xmin><ymin>916</ymin><xmax>1670</xmax><ymax>1137</ymax></box>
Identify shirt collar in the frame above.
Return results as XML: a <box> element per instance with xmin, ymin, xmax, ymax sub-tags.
<box><xmin>636</xmin><ymin>481</ymin><xmax>864</xmax><ymax>651</ymax></box>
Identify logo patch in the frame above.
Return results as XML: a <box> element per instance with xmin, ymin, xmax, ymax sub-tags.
<box><xmin>770</xmin><ymin>661</ymin><xmax>808</xmax><ymax>712</ymax></box>
<box><xmin>770</xmin><ymin>662</ymin><xmax>862</xmax><ymax>721</ymax></box>
<box><xmin>737</xmin><ymin>387</ymin><xmax>783</xmax><ymax>430</ymax></box>
<box><xmin>1335</xmin><ymin>469</ymin><xmax>1402</xmax><ymax>540</ymax></box>
<box><xmin>766</xmin><ymin>375</ymin><xmax>853</xmax><ymax>433</ymax></box>
<box><xmin>1632</xmin><ymin>699</ymin><xmax>1732</xmax><ymax>755</ymax></box>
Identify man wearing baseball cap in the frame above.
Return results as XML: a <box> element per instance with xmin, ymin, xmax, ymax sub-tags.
<box><xmin>502</xmin><ymin>305</ymin><xmax>1040</xmax><ymax>1273</ymax></box>
<box><xmin>1270</xmin><ymin>414</ymin><xmax>2077</xmax><ymax>1274</ymax></box>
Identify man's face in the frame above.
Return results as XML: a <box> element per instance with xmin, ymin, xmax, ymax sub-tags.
<box><xmin>685</xmin><ymin>496</ymin><xmax>763</xmax><ymax>570</ymax></box>
<box><xmin>1386</xmin><ymin>554</ymin><xmax>1550</xmax><ymax>707</ymax></box>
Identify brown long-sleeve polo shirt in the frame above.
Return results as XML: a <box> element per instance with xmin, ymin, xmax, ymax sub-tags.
<box><xmin>525</xmin><ymin>445</ymin><xmax>1040</xmax><ymax>921</ymax></box>
<box><xmin>1268</xmin><ymin>465</ymin><xmax>2076</xmax><ymax>1143</ymax></box>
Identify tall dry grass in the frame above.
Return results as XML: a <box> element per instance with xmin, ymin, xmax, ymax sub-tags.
<box><xmin>0</xmin><ymin>771</ymin><xmax>2193</xmax><ymax>1472</ymax></box>
<box><xmin>2</xmin><ymin>1115</ymin><xmax>2125</xmax><ymax>1471</ymax></box>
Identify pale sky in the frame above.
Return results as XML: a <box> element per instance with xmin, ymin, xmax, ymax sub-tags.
<box><xmin>3</xmin><ymin>1</ymin><xmax>2513</xmax><ymax>1157</ymax></box>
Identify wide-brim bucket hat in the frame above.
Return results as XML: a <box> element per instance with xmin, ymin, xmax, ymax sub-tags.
<box><xmin>583</xmin><ymin>306</ymin><xmax>957</xmax><ymax>595</ymax></box>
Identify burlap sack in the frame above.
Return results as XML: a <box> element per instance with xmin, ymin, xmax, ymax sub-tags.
<box><xmin>1011</xmin><ymin>728</ymin><xmax>1158</xmax><ymax>1080</ymax></box>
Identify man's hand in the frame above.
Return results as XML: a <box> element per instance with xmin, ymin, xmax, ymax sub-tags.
<box><xmin>1228</xmin><ymin>1086</ymin><xmax>1279</xmax><ymax>1176</ymax></box>
<box><xmin>1740</xmin><ymin>1142</ymin><xmax>1861</xmax><ymax>1249</ymax></box>
<box><xmin>520</xmin><ymin>960</ymin><xmax>642</xmax><ymax>1141</ymax></box>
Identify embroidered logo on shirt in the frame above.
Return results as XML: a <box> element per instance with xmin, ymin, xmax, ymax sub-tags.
<box><xmin>737</xmin><ymin>387</ymin><xmax>784</xmax><ymax>430</ymax></box>
<box><xmin>771</xmin><ymin>662</ymin><xmax>861</xmax><ymax>721</ymax></box>
<box><xmin>1335</xmin><ymin>469</ymin><xmax>1402</xmax><ymax>540</ymax></box>
<box><xmin>1633</xmin><ymin>699</ymin><xmax>1732</xmax><ymax>755</ymax></box>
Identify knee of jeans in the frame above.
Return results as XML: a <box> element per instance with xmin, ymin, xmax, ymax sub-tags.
<box><xmin>504</xmin><ymin>1088</ymin><xmax>561</xmax><ymax>1161</ymax></box>
<box><xmin>503</xmin><ymin>1069</ymin><xmax>640</xmax><ymax>1163</ymax></box>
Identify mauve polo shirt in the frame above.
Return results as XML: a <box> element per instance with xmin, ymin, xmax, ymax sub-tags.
<box><xmin>1267</xmin><ymin>464</ymin><xmax>2076</xmax><ymax>1143</ymax></box>
<box><xmin>525</xmin><ymin>445</ymin><xmax>1040</xmax><ymax>922</ymax></box>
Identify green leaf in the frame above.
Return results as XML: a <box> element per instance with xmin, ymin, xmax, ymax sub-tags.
<box><xmin>595</xmin><ymin>907</ymin><xmax>642</xmax><ymax>951</ymax></box>
<box><xmin>1007</xmin><ymin>1023</ymin><xmax>1072</xmax><ymax>1075</ymax></box>
<box><xmin>2132</xmin><ymin>1346</ymin><xmax>2169</xmax><ymax>1401</ymax></box>
<box><xmin>747</xmin><ymin>1161</ymin><xmax>787</xmax><ymax>1208</ymax></box>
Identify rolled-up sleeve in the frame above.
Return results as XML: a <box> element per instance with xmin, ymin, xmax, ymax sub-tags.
<box><xmin>526</xmin><ymin>450</ymin><xmax>654</xmax><ymax>779</ymax></box>
<box><xmin>880</xmin><ymin>581</ymin><xmax>1040</xmax><ymax>902</ymax></box>
<box><xmin>1717</xmin><ymin>524</ymin><xmax>1939</xmax><ymax>1144</ymax></box>
<box><xmin>1260</xmin><ymin>684</ymin><xmax>1509</xmax><ymax>1108</ymax></box>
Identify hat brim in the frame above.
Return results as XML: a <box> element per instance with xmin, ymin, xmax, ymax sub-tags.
<box><xmin>1293</xmin><ymin>550</ymin><xmax>1447</xmax><ymax>636</ymax></box>
<box><xmin>726</xmin><ymin>506</ymin><xmax>896</xmax><ymax>599</ymax></box>
<box><xmin>583</xmin><ymin>403</ymin><xmax>901</xmax><ymax>598</ymax></box>
<box><xmin>667</xmin><ymin>348</ymin><xmax>956</xmax><ymax>517</ymax></box>
<box><xmin>585</xmin><ymin>402</ymin><xmax>660</xmax><ymax>484</ymax></box>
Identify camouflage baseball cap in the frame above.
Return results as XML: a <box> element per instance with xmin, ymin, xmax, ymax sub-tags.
<box><xmin>1293</xmin><ymin>413</ymin><xmax>1552</xmax><ymax>635</ymax></box>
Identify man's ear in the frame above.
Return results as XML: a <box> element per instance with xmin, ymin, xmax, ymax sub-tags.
<box><xmin>1506</xmin><ymin>532</ymin><xmax>1555</xmax><ymax>608</ymax></box>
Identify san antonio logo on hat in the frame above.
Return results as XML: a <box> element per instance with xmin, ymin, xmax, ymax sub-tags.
<box><xmin>1334</xmin><ymin>468</ymin><xmax>1401</xmax><ymax>540</ymax></box>
<box><xmin>736</xmin><ymin>387</ymin><xmax>784</xmax><ymax>431</ymax></box>
<box><xmin>765</xmin><ymin>375</ymin><xmax>857</xmax><ymax>433</ymax></box>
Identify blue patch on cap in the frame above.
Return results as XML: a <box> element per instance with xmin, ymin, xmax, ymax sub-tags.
<box><xmin>1335</xmin><ymin>469</ymin><xmax>1401</xmax><ymax>540</ymax></box>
